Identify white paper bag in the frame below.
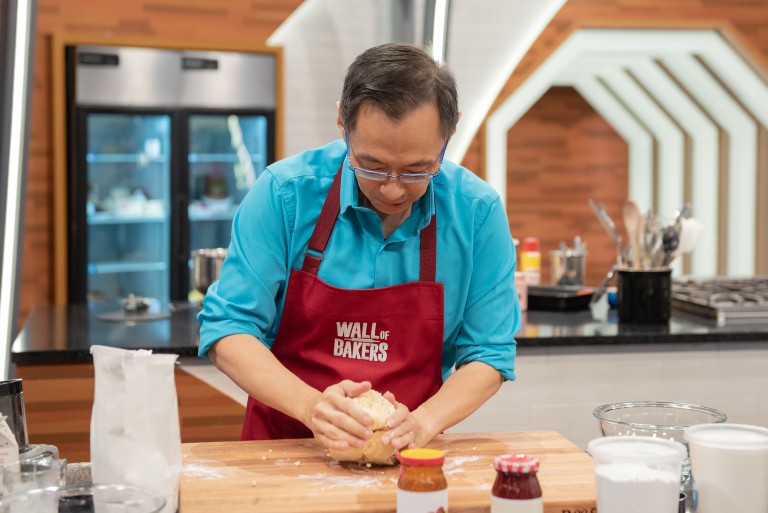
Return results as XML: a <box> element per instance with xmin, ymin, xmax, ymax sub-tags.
<box><xmin>0</xmin><ymin>414</ymin><xmax>19</xmax><ymax>467</ymax></box>
<box><xmin>90</xmin><ymin>345</ymin><xmax>181</xmax><ymax>513</ymax></box>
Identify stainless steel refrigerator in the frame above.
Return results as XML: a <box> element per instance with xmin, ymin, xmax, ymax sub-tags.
<box><xmin>66</xmin><ymin>44</ymin><xmax>276</xmax><ymax>305</ymax></box>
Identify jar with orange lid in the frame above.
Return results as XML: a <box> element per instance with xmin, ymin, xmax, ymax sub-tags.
<box><xmin>396</xmin><ymin>448</ymin><xmax>448</xmax><ymax>513</ymax></box>
<box><xmin>491</xmin><ymin>454</ymin><xmax>543</xmax><ymax>513</ymax></box>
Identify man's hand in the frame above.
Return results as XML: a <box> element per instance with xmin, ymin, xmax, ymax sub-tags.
<box><xmin>378</xmin><ymin>392</ymin><xmax>435</xmax><ymax>450</ymax></box>
<box><xmin>304</xmin><ymin>380</ymin><xmax>376</xmax><ymax>450</ymax></box>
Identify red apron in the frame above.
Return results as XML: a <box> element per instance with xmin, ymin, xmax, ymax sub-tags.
<box><xmin>242</xmin><ymin>165</ymin><xmax>444</xmax><ymax>440</ymax></box>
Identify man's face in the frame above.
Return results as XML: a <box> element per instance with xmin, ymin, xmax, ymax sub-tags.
<box><xmin>339</xmin><ymin>102</ymin><xmax>445</xmax><ymax>218</ymax></box>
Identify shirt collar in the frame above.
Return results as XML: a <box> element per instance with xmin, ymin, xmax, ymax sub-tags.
<box><xmin>339</xmin><ymin>144</ymin><xmax>435</xmax><ymax>231</ymax></box>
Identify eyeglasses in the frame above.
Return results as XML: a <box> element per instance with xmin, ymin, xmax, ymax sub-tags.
<box><xmin>345</xmin><ymin>133</ymin><xmax>448</xmax><ymax>184</ymax></box>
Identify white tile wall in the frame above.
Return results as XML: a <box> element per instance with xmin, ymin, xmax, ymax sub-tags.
<box><xmin>181</xmin><ymin>341</ymin><xmax>768</xmax><ymax>450</ymax></box>
<box><xmin>446</xmin><ymin>342</ymin><xmax>768</xmax><ymax>450</ymax></box>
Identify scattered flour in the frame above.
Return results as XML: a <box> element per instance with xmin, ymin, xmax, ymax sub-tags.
<box><xmin>444</xmin><ymin>455</ymin><xmax>482</xmax><ymax>475</ymax></box>
<box><xmin>183</xmin><ymin>463</ymin><xmax>239</xmax><ymax>480</ymax></box>
<box><xmin>296</xmin><ymin>472</ymin><xmax>394</xmax><ymax>490</ymax></box>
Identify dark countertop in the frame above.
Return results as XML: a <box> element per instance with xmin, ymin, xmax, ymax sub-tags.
<box><xmin>12</xmin><ymin>302</ymin><xmax>768</xmax><ymax>365</ymax></box>
<box><xmin>12</xmin><ymin>303</ymin><xmax>202</xmax><ymax>365</ymax></box>
<box><xmin>519</xmin><ymin>307</ymin><xmax>768</xmax><ymax>346</ymax></box>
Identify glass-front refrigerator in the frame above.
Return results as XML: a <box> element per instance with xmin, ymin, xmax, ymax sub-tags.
<box><xmin>186</xmin><ymin>113</ymin><xmax>268</xmax><ymax>257</ymax></box>
<box><xmin>82</xmin><ymin>112</ymin><xmax>171</xmax><ymax>305</ymax></box>
<box><xmin>66</xmin><ymin>44</ymin><xmax>276</xmax><ymax>306</ymax></box>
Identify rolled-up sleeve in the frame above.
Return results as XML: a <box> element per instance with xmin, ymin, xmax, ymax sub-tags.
<box><xmin>197</xmin><ymin>170</ymin><xmax>291</xmax><ymax>357</ymax></box>
<box><xmin>452</xmin><ymin>197</ymin><xmax>521</xmax><ymax>381</ymax></box>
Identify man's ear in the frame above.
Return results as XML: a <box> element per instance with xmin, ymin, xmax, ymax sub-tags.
<box><xmin>452</xmin><ymin>111</ymin><xmax>462</xmax><ymax>136</ymax></box>
<box><xmin>336</xmin><ymin>101</ymin><xmax>345</xmax><ymax>136</ymax></box>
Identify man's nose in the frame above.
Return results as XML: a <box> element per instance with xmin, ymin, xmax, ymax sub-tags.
<box><xmin>379</xmin><ymin>177</ymin><xmax>407</xmax><ymax>198</ymax></box>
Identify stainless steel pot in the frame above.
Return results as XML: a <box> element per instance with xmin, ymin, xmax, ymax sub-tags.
<box><xmin>191</xmin><ymin>248</ymin><xmax>227</xmax><ymax>294</ymax></box>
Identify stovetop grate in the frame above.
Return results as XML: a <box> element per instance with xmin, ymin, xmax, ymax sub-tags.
<box><xmin>672</xmin><ymin>276</ymin><xmax>768</xmax><ymax>326</ymax></box>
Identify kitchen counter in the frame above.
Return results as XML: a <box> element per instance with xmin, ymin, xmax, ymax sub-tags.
<box><xmin>12</xmin><ymin>302</ymin><xmax>768</xmax><ymax>364</ymax></box>
<box><xmin>520</xmin><ymin>307</ymin><xmax>768</xmax><ymax>346</ymax></box>
<box><xmin>180</xmin><ymin>431</ymin><xmax>596</xmax><ymax>513</ymax></box>
<box><xmin>12</xmin><ymin>303</ymin><xmax>201</xmax><ymax>365</ymax></box>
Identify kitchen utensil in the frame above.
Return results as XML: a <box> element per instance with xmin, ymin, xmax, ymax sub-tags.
<box><xmin>588</xmin><ymin>199</ymin><xmax>623</xmax><ymax>259</ymax></box>
<box><xmin>617</xmin><ymin>267</ymin><xmax>672</xmax><ymax>324</ymax></box>
<box><xmin>589</xmin><ymin>265</ymin><xmax>616</xmax><ymax>305</ymax></box>
<box><xmin>684</xmin><ymin>424</ymin><xmax>768</xmax><ymax>513</ymax></box>
<box><xmin>2</xmin><ymin>458</ymin><xmax>67</xmax><ymax>495</ymax></box>
<box><xmin>588</xmin><ymin>435</ymin><xmax>686</xmax><ymax>513</ymax></box>
<box><xmin>642</xmin><ymin>210</ymin><xmax>662</xmax><ymax>268</ymax></box>
<box><xmin>527</xmin><ymin>285</ymin><xmax>594</xmax><ymax>311</ymax></box>
<box><xmin>19</xmin><ymin>444</ymin><xmax>59</xmax><ymax>464</ymax></box>
<box><xmin>0</xmin><ymin>483</ymin><xmax>167</xmax><ymax>512</ymax></box>
<box><xmin>550</xmin><ymin>248</ymin><xmax>587</xmax><ymax>286</ymax></box>
<box><xmin>675</xmin><ymin>217</ymin><xmax>705</xmax><ymax>258</ymax></box>
<box><xmin>191</xmin><ymin>248</ymin><xmax>227</xmax><ymax>294</ymax></box>
<box><xmin>658</xmin><ymin>204</ymin><xmax>692</xmax><ymax>266</ymax></box>
<box><xmin>593</xmin><ymin>401</ymin><xmax>727</xmax><ymax>440</ymax></box>
<box><xmin>0</xmin><ymin>380</ymin><xmax>28</xmax><ymax>453</ymax></box>
<box><xmin>675</xmin><ymin>203</ymin><xmax>692</xmax><ymax>223</ymax></box>
<box><xmin>661</xmin><ymin>223</ymin><xmax>681</xmax><ymax>266</ymax></box>
<box><xmin>622</xmin><ymin>200</ymin><xmax>644</xmax><ymax>268</ymax></box>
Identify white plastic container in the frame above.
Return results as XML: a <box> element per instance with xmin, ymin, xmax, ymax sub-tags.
<box><xmin>588</xmin><ymin>435</ymin><xmax>686</xmax><ymax>513</ymax></box>
<box><xmin>684</xmin><ymin>423</ymin><xmax>768</xmax><ymax>513</ymax></box>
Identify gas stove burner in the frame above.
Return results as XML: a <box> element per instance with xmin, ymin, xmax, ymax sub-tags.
<box><xmin>672</xmin><ymin>276</ymin><xmax>768</xmax><ymax>326</ymax></box>
<box><xmin>707</xmin><ymin>292</ymin><xmax>766</xmax><ymax>307</ymax></box>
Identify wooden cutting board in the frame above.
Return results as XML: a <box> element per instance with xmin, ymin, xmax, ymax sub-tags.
<box><xmin>180</xmin><ymin>431</ymin><xmax>596</xmax><ymax>513</ymax></box>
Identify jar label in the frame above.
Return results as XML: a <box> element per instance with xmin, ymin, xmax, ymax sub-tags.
<box><xmin>491</xmin><ymin>496</ymin><xmax>543</xmax><ymax>513</ymax></box>
<box><xmin>396</xmin><ymin>489</ymin><xmax>448</xmax><ymax>513</ymax></box>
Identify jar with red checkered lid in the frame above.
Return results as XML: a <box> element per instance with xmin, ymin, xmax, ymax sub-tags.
<box><xmin>491</xmin><ymin>454</ymin><xmax>543</xmax><ymax>513</ymax></box>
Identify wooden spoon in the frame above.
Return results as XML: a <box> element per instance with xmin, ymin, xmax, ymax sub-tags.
<box><xmin>623</xmin><ymin>200</ymin><xmax>644</xmax><ymax>269</ymax></box>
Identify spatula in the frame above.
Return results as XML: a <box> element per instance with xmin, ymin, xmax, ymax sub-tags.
<box><xmin>623</xmin><ymin>200</ymin><xmax>644</xmax><ymax>269</ymax></box>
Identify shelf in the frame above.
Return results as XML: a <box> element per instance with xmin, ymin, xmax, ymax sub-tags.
<box><xmin>188</xmin><ymin>201</ymin><xmax>238</xmax><ymax>221</ymax></box>
<box><xmin>188</xmin><ymin>153</ymin><xmax>265</xmax><ymax>164</ymax></box>
<box><xmin>88</xmin><ymin>213</ymin><xmax>168</xmax><ymax>225</ymax></box>
<box><xmin>88</xmin><ymin>261</ymin><xmax>167</xmax><ymax>275</ymax></box>
<box><xmin>189</xmin><ymin>210</ymin><xmax>237</xmax><ymax>222</ymax></box>
<box><xmin>86</xmin><ymin>153</ymin><xmax>169</xmax><ymax>164</ymax></box>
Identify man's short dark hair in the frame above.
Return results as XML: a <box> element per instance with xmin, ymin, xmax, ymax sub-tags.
<box><xmin>340</xmin><ymin>43</ymin><xmax>459</xmax><ymax>140</ymax></box>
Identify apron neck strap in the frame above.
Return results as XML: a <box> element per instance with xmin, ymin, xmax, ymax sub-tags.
<box><xmin>302</xmin><ymin>163</ymin><xmax>437</xmax><ymax>282</ymax></box>
<box><xmin>419</xmin><ymin>215</ymin><xmax>436</xmax><ymax>282</ymax></box>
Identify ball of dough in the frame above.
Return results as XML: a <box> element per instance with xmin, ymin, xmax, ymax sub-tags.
<box><xmin>327</xmin><ymin>390</ymin><xmax>397</xmax><ymax>465</ymax></box>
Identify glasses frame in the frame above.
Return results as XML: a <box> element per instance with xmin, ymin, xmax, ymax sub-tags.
<box><xmin>345</xmin><ymin>132</ymin><xmax>448</xmax><ymax>184</ymax></box>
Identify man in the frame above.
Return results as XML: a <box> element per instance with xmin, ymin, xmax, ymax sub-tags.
<box><xmin>198</xmin><ymin>42</ymin><xmax>520</xmax><ymax>454</ymax></box>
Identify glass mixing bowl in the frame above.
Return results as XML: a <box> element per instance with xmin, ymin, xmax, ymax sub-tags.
<box><xmin>593</xmin><ymin>401</ymin><xmax>727</xmax><ymax>441</ymax></box>
<box><xmin>0</xmin><ymin>483</ymin><xmax>167</xmax><ymax>513</ymax></box>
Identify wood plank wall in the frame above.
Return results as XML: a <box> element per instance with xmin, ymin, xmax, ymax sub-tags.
<box><xmin>19</xmin><ymin>0</ymin><xmax>301</xmax><ymax>326</ymax></box>
<box><xmin>506</xmin><ymin>87</ymin><xmax>628</xmax><ymax>286</ymax></box>
<box><xmin>15</xmin><ymin>363</ymin><xmax>245</xmax><ymax>463</ymax></box>
<box><xmin>461</xmin><ymin>0</ymin><xmax>768</xmax><ymax>285</ymax></box>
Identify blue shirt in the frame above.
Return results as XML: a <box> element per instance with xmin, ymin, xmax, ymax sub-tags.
<box><xmin>198</xmin><ymin>139</ymin><xmax>521</xmax><ymax>381</ymax></box>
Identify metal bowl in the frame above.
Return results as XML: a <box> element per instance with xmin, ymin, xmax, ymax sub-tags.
<box><xmin>191</xmin><ymin>248</ymin><xmax>227</xmax><ymax>294</ymax></box>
